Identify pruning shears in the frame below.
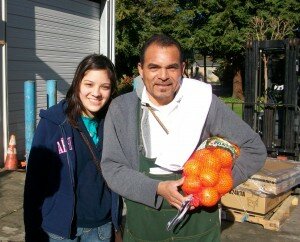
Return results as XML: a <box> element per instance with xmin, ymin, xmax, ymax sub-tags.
<box><xmin>166</xmin><ymin>197</ymin><xmax>192</xmax><ymax>231</ymax></box>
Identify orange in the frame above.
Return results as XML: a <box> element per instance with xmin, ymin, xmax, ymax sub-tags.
<box><xmin>183</xmin><ymin>158</ymin><xmax>203</xmax><ymax>177</ymax></box>
<box><xmin>198</xmin><ymin>187</ymin><xmax>220</xmax><ymax>207</ymax></box>
<box><xmin>215</xmin><ymin>170</ymin><xmax>234</xmax><ymax>195</ymax></box>
<box><xmin>191</xmin><ymin>148</ymin><xmax>213</xmax><ymax>160</ymax></box>
<box><xmin>220</xmin><ymin>168</ymin><xmax>232</xmax><ymax>175</ymax></box>
<box><xmin>198</xmin><ymin>168</ymin><xmax>219</xmax><ymax>187</ymax></box>
<box><xmin>182</xmin><ymin>176</ymin><xmax>202</xmax><ymax>195</ymax></box>
<box><xmin>213</xmin><ymin>148</ymin><xmax>233</xmax><ymax>169</ymax></box>
<box><xmin>201</xmin><ymin>152</ymin><xmax>222</xmax><ymax>172</ymax></box>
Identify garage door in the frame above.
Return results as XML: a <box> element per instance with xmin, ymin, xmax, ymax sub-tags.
<box><xmin>7</xmin><ymin>0</ymin><xmax>103</xmax><ymax>159</ymax></box>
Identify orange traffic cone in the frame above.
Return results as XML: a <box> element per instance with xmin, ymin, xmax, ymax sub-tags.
<box><xmin>4</xmin><ymin>134</ymin><xmax>19</xmax><ymax>170</ymax></box>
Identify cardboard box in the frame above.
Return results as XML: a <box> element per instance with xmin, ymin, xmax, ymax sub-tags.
<box><xmin>221</xmin><ymin>188</ymin><xmax>291</xmax><ymax>214</ymax></box>
<box><xmin>237</xmin><ymin>158</ymin><xmax>300</xmax><ymax>195</ymax></box>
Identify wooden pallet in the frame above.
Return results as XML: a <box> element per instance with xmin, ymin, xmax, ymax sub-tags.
<box><xmin>221</xmin><ymin>195</ymin><xmax>299</xmax><ymax>231</ymax></box>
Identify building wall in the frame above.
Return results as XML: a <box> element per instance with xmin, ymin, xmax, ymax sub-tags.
<box><xmin>5</xmin><ymin>0</ymin><xmax>104</xmax><ymax>161</ymax></box>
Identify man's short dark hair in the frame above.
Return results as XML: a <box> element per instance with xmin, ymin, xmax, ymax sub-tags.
<box><xmin>139</xmin><ymin>34</ymin><xmax>184</xmax><ymax>66</ymax></box>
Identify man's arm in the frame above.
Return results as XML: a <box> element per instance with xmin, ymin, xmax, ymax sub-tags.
<box><xmin>101</xmin><ymin>100</ymin><xmax>164</xmax><ymax>209</ymax></box>
<box><xmin>206</xmin><ymin>95</ymin><xmax>267</xmax><ymax>187</ymax></box>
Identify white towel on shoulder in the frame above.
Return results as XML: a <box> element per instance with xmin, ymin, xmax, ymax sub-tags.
<box><xmin>152</xmin><ymin>78</ymin><xmax>212</xmax><ymax>173</ymax></box>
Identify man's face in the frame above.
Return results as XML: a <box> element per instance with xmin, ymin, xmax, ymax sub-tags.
<box><xmin>138</xmin><ymin>44</ymin><xmax>185</xmax><ymax>106</ymax></box>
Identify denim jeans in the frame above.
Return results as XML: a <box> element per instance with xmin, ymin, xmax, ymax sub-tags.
<box><xmin>47</xmin><ymin>222</ymin><xmax>112</xmax><ymax>242</ymax></box>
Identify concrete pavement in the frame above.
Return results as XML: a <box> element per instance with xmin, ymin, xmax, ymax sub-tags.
<box><xmin>0</xmin><ymin>169</ymin><xmax>299</xmax><ymax>242</ymax></box>
<box><xmin>0</xmin><ymin>170</ymin><xmax>25</xmax><ymax>241</ymax></box>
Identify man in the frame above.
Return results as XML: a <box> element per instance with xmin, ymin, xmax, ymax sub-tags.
<box><xmin>101</xmin><ymin>34</ymin><xmax>267</xmax><ymax>241</ymax></box>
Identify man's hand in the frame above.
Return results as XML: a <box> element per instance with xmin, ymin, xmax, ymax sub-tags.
<box><xmin>157</xmin><ymin>177</ymin><xmax>188</xmax><ymax>209</ymax></box>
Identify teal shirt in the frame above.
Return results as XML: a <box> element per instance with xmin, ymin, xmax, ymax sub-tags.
<box><xmin>81</xmin><ymin>116</ymin><xmax>99</xmax><ymax>145</ymax></box>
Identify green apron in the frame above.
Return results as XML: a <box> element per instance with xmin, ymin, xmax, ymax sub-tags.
<box><xmin>123</xmin><ymin>107</ymin><xmax>221</xmax><ymax>242</ymax></box>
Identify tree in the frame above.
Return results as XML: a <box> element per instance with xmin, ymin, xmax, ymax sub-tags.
<box><xmin>115</xmin><ymin>0</ymin><xmax>204</xmax><ymax>76</ymax></box>
<box><xmin>190</xmin><ymin>0</ymin><xmax>300</xmax><ymax>99</ymax></box>
<box><xmin>115</xmin><ymin>0</ymin><xmax>300</xmax><ymax>99</ymax></box>
<box><xmin>248</xmin><ymin>16</ymin><xmax>295</xmax><ymax>102</ymax></box>
<box><xmin>115</xmin><ymin>0</ymin><xmax>146</xmax><ymax>76</ymax></box>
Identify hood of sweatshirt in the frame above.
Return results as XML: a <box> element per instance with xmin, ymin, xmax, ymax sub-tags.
<box><xmin>39</xmin><ymin>99</ymin><xmax>67</xmax><ymax>125</ymax></box>
<box><xmin>133</xmin><ymin>75</ymin><xmax>144</xmax><ymax>100</ymax></box>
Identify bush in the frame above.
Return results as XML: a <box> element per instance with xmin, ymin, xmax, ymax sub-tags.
<box><xmin>117</xmin><ymin>75</ymin><xmax>134</xmax><ymax>95</ymax></box>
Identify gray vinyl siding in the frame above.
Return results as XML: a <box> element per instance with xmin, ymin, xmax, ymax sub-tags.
<box><xmin>7</xmin><ymin>0</ymin><xmax>102</xmax><ymax>160</ymax></box>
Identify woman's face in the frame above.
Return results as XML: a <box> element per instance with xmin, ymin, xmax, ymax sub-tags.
<box><xmin>79</xmin><ymin>69</ymin><xmax>112</xmax><ymax>117</ymax></box>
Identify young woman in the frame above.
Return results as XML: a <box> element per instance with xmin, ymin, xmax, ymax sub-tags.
<box><xmin>24</xmin><ymin>54</ymin><xmax>122</xmax><ymax>242</ymax></box>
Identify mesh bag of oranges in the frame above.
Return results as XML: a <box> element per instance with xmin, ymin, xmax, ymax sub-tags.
<box><xmin>182</xmin><ymin>136</ymin><xmax>240</xmax><ymax>207</ymax></box>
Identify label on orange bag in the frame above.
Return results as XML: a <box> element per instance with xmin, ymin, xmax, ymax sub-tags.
<box><xmin>198</xmin><ymin>136</ymin><xmax>240</xmax><ymax>159</ymax></box>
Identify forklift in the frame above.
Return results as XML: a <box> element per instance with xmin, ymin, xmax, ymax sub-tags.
<box><xmin>244</xmin><ymin>39</ymin><xmax>299</xmax><ymax>160</ymax></box>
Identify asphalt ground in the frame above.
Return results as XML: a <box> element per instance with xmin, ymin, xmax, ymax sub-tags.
<box><xmin>0</xmin><ymin>169</ymin><xmax>299</xmax><ymax>242</ymax></box>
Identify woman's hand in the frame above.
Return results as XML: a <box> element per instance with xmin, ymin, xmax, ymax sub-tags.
<box><xmin>114</xmin><ymin>230</ymin><xmax>123</xmax><ymax>242</ymax></box>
